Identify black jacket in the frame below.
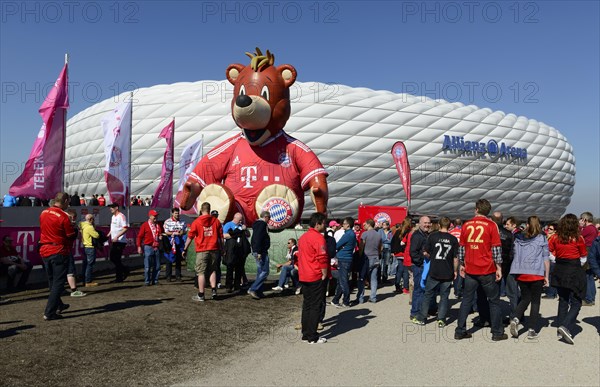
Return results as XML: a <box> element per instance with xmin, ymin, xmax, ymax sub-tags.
<box><xmin>251</xmin><ymin>219</ymin><xmax>270</xmax><ymax>255</ymax></box>
<box><xmin>497</xmin><ymin>223</ymin><xmax>514</xmax><ymax>273</ymax></box>
<box><xmin>410</xmin><ymin>229</ymin><xmax>429</xmax><ymax>267</ymax></box>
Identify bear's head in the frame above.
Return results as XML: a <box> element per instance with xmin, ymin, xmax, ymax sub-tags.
<box><xmin>226</xmin><ymin>48</ymin><xmax>297</xmax><ymax>146</ymax></box>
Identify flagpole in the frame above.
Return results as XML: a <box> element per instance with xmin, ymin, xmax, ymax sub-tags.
<box><xmin>171</xmin><ymin>117</ymin><xmax>175</xmax><ymax>208</ymax></box>
<box><xmin>62</xmin><ymin>53</ymin><xmax>69</xmax><ymax>195</ymax></box>
<box><xmin>127</xmin><ymin>91</ymin><xmax>133</xmax><ymax>216</ymax></box>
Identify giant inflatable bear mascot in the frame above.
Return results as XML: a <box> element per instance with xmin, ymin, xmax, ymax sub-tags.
<box><xmin>179</xmin><ymin>48</ymin><xmax>328</xmax><ymax>229</ymax></box>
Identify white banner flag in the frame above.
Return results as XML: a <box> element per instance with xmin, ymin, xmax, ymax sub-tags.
<box><xmin>178</xmin><ymin>138</ymin><xmax>203</xmax><ymax>191</ymax></box>
<box><xmin>102</xmin><ymin>98</ymin><xmax>132</xmax><ymax>206</ymax></box>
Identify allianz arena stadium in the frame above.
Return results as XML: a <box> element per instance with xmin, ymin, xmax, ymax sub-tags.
<box><xmin>65</xmin><ymin>81</ymin><xmax>575</xmax><ymax>221</ymax></box>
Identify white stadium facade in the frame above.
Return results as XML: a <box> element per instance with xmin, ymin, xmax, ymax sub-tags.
<box><xmin>65</xmin><ymin>81</ymin><xmax>575</xmax><ymax>221</ymax></box>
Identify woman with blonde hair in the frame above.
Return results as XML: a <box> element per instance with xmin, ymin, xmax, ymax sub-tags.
<box><xmin>509</xmin><ymin>216</ymin><xmax>549</xmax><ymax>339</ymax></box>
<box><xmin>548</xmin><ymin>214</ymin><xmax>588</xmax><ymax>344</ymax></box>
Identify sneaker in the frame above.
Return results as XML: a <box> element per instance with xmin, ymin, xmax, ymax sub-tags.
<box><xmin>336</xmin><ymin>303</ymin><xmax>349</xmax><ymax>309</ymax></box>
<box><xmin>526</xmin><ymin>329</ymin><xmax>539</xmax><ymax>340</ymax></box>
<box><xmin>308</xmin><ymin>337</ymin><xmax>327</xmax><ymax>344</ymax></box>
<box><xmin>402</xmin><ymin>289</ymin><xmax>410</xmax><ymax>294</ymax></box>
<box><xmin>217</xmin><ymin>283</ymin><xmax>223</xmax><ymax>289</ymax></box>
<box><xmin>492</xmin><ymin>333</ymin><xmax>509</xmax><ymax>341</ymax></box>
<box><xmin>272</xmin><ymin>286</ymin><xmax>284</xmax><ymax>292</ymax></box>
<box><xmin>248</xmin><ymin>290</ymin><xmax>261</xmax><ymax>300</ymax></box>
<box><xmin>437</xmin><ymin>320</ymin><xmax>446</xmax><ymax>328</ymax></box>
<box><xmin>582</xmin><ymin>301</ymin><xmax>595</xmax><ymax>306</ymax></box>
<box><xmin>295</xmin><ymin>287</ymin><xmax>302</xmax><ymax>295</ymax></box>
<box><xmin>191</xmin><ymin>295</ymin><xmax>205</xmax><ymax>302</ymax></box>
<box><xmin>56</xmin><ymin>304</ymin><xmax>70</xmax><ymax>314</ymax></box>
<box><xmin>43</xmin><ymin>314</ymin><xmax>63</xmax><ymax>321</ymax></box>
<box><xmin>284</xmin><ymin>284</ymin><xmax>290</xmax><ymax>289</ymax></box>
<box><xmin>411</xmin><ymin>317</ymin><xmax>425</xmax><ymax>325</ymax></box>
<box><xmin>557</xmin><ymin>326</ymin><xmax>574</xmax><ymax>344</ymax></box>
<box><xmin>211</xmin><ymin>289</ymin><xmax>217</xmax><ymax>300</ymax></box>
<box><xmin>541</xmin><ymin>294</ymin><xmax>556</xmax><ymax>299</ymax></box>
<box><xmin>84</xmin><ymin>282</ymin><xmax>99</xmax><ymax>287</ymax></box>
<box><xmin>330</xmin><ymin>300</ymin><xmax>341</xmax><ymax>307</ymax></box>
<box><xmin>509</xmin><ymin>317</ymin><xmax>520</xmax><ymax>338</ymax></box>
<box><xmin>369</xmin><ymin>299</ymin><xmax>377</xmax><ymax>303</ymax></box>
<box><xmin>317</xmin><ymin>323</ymin><xmax>324</xmax><ymax>331</ymax></box>
<box><xmin>454</xmin><ymin>332</ymin><xmax>472</xmax><ymax>340</ymax></box>
<box><xmin>70</xmin><ymin>290</ymin><xmax>86</xmax><ymax>297</ymax></box>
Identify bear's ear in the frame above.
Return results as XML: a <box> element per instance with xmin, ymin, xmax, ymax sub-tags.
<box><xmin>278</xmin><ymin>64</ymin><xmax>297</xmax><ymax>88</ymax></box>
<box><xmin>226</xmin><ymin>64</ymin><xmax>245</xmax><ymax>85</ymax></box>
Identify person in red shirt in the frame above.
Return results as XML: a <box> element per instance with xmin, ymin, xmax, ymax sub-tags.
<box><xmin>549</xmin><ymin>213</ymin><xmax>588</xmax><ymax>344</ymax></box>
<box><xmin>97</xmin><ymin>194</ymin><xmax>106</xmax><ymax>206</ymax></box>
<box><xmin>579</xmin><ymin>211</ymin><xmax>598</xmax><ymax>306</ymax></box>
<box><xmin>455</xmin><ymin>199</ymin><xmax>507</xmax><ymax>341</ymax></box>
<box><xmin>137</xmin><ymin>210</ymin><xmax>163</xmax><ymax>286</ymax></box>
<box><xmin>39</xmin><ymin>192</ymin><xmax>77</xmax><ymax>320</ymax></box>
<box><xmin>184</xmin><ymin>202</ymin><xmax>223</xmax><ymax>301</ymax></box>
<box><xmin>297</xmin><ymin>212</ymin><xmax>329</xmax><ymax>344</ymax></box>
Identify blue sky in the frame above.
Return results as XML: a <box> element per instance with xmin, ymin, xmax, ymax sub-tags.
<box><xmin>1</xmin><ymin>1</ymin><xmax>598</xmax><ymax>217</ymax></box>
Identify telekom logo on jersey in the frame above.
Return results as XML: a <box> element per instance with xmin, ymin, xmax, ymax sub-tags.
<box><xmin>241</xmin><ymin>166</ymin><xmax>258</xmax><ymax>188</ymax></box>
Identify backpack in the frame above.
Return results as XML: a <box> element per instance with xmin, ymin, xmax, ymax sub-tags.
<box><xmin>325</xmin><ymin>234</ymin><xmax>336</xmax><ymax>259</ymax></box>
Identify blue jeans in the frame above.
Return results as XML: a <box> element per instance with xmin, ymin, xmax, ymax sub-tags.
<box><xmin>143</xmin><ymin>246</ymin><xmax>161</xmax><ymax>284</ymax></box>
<box><xmin>454</xmin><ymin>263</ymin><xmax>464</xmax><ymax>296</ymax></box>
<box><xmin>417</xmin><ymin>277</ymin><xmax>452</xmax><ymax>322</ymax></box>
<box><xmin>42</xmin><ymin>254</ymin><xmax>68</xmax><ymax>317</ymax></box>
<box><xmin>380</xmin><ymin>249</ymin><xmax>391</xmax><ymax>281</ymax></box>
<box><xmin>505</xmin><ymin>273</ymin><xmax>520</xmax><ymax>317</ymax></box>
<box><xmin>277</xmin><ymin>264</ymin><xmax>298</xmax><ymax>288</ymax></box>
<box><xmin>395</xmin><ymin>260</ymin><xmax>409</xmax><ymax>290</ymax></box>
<box><xmin>545</xmin><ymin>261</ymin><xmax>558</xmax><ymax>297</ymax></box>
<box><xmin>585</xmin><ymin>270</ymin><xmax>596</xmax><ymax>303</ymax></box>
<box><xmin>250</xmin><ymin>254</ymin><xmax>270</xmax><ymax>292</ymax></box>
<box><xmin>410</xmin><ymin>265</ymin><xmax>424</xmax><ymax>317</ymax></box>
<box><xmin>355</xmin><ymin>255</ymin><xmax>369</xmax><ymax>303</ymax></box>
<box><xmin>369</xmin><ymin>264</ymin><xmax>379</xmax><ymax>302</ymax></box>
<box><xmin>557</xmin><ymin>286</ymin><xmax>583</xmax><ymax>331</ymax></box>
<box><xmin>82</xmin><ymin>247</ymin><xmax>96</xmax><ymax>283</ymax></box>
<box><xmin>333</xmin><ymin>260</ymin><xmax>352</xmax><ymax>305</ymax></box>
<box><xmin>456</xmin><ymin>273</ymin><xmax>504</xmax><ymax>336</ymax></box>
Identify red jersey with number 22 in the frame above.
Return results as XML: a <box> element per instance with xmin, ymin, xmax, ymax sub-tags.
<box><xmin>460</xmin><ymin>216</ymin><xmax>501</xmax><ymax>275</ymax></box>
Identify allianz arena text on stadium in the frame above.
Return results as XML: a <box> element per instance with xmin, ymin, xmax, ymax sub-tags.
<box><xmin>64</xmin><ymin>81</ymin><xmax>575</xmax><ymax>221</ymax></box>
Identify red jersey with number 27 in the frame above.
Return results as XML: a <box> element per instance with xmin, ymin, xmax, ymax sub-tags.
<box><xmin>460</xmin><ymin>216</ymin><xmax>501</xmax><ymax>275</ymax></box>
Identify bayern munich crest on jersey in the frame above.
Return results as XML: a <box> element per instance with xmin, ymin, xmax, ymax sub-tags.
<box><xmin>262</xmin><ymin>197</ymin><xmax>293</xmax><ymax>228</ymax></box>
<box><xmin>374</xmin><ymin>212</ymin><xmax>391</xmax><ymax>224</ymax></box>
<box><xmin>278</xmin><ymin>152</ymin><xmax>291</xmax><ymax>167</ymax></box>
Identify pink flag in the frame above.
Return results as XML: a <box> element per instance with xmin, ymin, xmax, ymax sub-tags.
<box><xmin>151</xmin><ymin>119</ymin><xmax>175</xmax><ymax>208</ymax></box>
<box><xmin>391</xmin><ymin>141</ymin><xmax>411</xmax><ymax>206</ymax></box>
<box><xmin>9</xmin><ymin>64</ymin><xmax>69</xmax><ymax>199</ymax></box>
<box><xmin>102</xmin><ymin>98</ymin><xmax>132</xmax><ymax>207</ymax></box>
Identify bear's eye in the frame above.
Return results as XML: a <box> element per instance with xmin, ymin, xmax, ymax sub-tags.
<box><xmin>239</xmin><ymin>85</ymin><xmax>246</xmax><ymax>96</ymax></box>
<box><xmin>261</xmin><ymin>85</ymin><xmax>269</xmax><ymax>101</ymax></box>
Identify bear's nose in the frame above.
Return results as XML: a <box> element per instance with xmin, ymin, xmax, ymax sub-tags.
<box><xmin>236</xmin><ymin>95</ymin><xmax>252</xmax><ymax>108</ymax></box>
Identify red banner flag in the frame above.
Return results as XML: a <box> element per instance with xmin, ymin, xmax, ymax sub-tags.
<box><xmin>151</xmin><ymin>119</ymin><xmax>175</xmax><ymax>208</ymax></box>
<box><xmin>391</xmin><ymin>141</ymin><xmax>411</xmax><ymax>206</ymax></box>
<box><xmin>9</xmin><ymin>63</ymin><xmax>69</xmax><ymax>199</ymax></box>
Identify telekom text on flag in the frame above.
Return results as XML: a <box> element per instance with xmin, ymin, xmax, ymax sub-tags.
<box><xmin>391</xmin><ymin>141</ymin><xmax>411</xmax><ymax>205</ymax></box>
<box><xmin>151</xmin><ymin>119</ymin><xmax>175</xmax><ymax>208</ymax></box>
<box><xmin>9</xmin><ymin>64</ymin><xmax>69</xmax><ymax>199</ymax></box>
<box><xmin>102</xmin><ymin>98</ymin><xmax>132</xmax><ymax>207</ymax></box>
<box><xmin>173</xmin><ymin>138</ymin><xmax>203</xmax><ymax>214</ymax></box>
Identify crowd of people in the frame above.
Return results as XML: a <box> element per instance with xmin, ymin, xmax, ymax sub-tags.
<box><xmin>1</xmin><ymin>192</ymin><xmax>156</xmax><ymax>207</ymax></box>
<box><xmin>1</xmin><ymin>192</ymin><xmax>599</xmax><ymax>346</ymax></box>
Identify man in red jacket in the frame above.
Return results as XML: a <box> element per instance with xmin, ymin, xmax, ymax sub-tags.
<box><xmin>137</xmin><ymin>210</ymin><xmax>163</xmax><ymax>286</ymax></box>
<box><xmin>184</xmin><ymin>202</ymin><xmax>223</xmax><ymax>301</ymax></box>
<box><xmin>39</xmin><ymin>192</ymin><xmax>77</xmax><ymax>320</ymax></box>
<box><xmin>298</xmin><ymin>212</ymin><xmax>329</xmax><ymax>344</ymax></box>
